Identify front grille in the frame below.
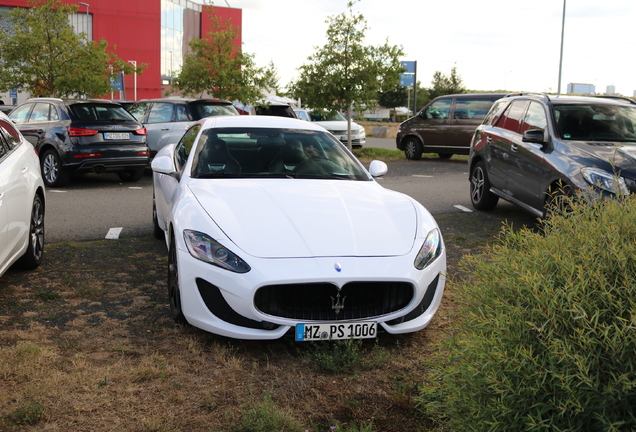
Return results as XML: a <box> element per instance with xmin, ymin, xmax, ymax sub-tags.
<box><xmin>254</xmin><ymin>282</ymin><xmax>414</xmax><ymax>321</ymax></box>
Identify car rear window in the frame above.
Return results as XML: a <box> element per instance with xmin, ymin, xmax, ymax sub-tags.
<box><xmin>70</xmin><ymin>104</ymin><xmax>136</xmax><ymax>121</ymax></box>
<box><xmin>191</xmin><ymin>103</ymin><xmax>238</xmax><ymax>120</ymax></box>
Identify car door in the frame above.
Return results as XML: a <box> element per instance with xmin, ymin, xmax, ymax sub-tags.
<box><xmin>143</xmin><ymin>102</ymin><xmax>176</xmax><ymax>154</ymax></box>
<box><xmin>9</xmin><ymin>102</ymin><xmax>59</xmax><ymax>152</ymax></box>
<box><xmin>487</xmin><ymin>99</ymin><xmax>529</xmax><ymax>195</ymax></box>
<box><xmin>412</xmin><ymin>97</ymin><xmax>453</xmax><ymax>149</ymax></box>
<box><xmin>155</xmin><ymin>124</ymin><xmax>200</xmax><ymax>230</ymax></box>
<box><xmin>505</xmin><ymin>101</ymin><xmax>551</xmax><ymax>211</ymax></box>
<box><xmin>451</xmin><ymin>96</ymin><xmax>502</xmax><ymax>152</ymax></box>
<box><xmin>0</xmin><ymin>124</ymin><xmax>29</xmax><ymax>270</ymax></box>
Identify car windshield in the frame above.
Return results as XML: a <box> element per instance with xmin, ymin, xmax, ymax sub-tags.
<box><xmin>191</xmin><ymin>103</ymin><xmax>238</xmax><ymax>120</ymax></box>
<box><xmin>554</xmin><ymin>104</ymin><xmax>636</xmax><ymax>142</ymax></box>
<box><xmin>70</xmin><ymin>104</ymin><xmax>137</xmax><ymax>121</ymax></box>
<box><xmin>190</xmin><ymin>127</ymin><xmax>369</xmax><ymax>180</ymax></box>
<box><xmin>310</xmin><ymin>111</ymin><xmax>347</xmax><ymax>122</ymax></box>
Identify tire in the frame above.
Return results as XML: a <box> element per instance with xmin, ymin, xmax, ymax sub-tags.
<box><xmin>152</xmin><ymin>193</ymin><xmax>163</xmax><ymax>240</ymax></box>
<box><xmin>438</xmin><ymin>153</ymin><xmax>453</xmax><ymax>159</ymax></box>
<box><xmin>543</xmin><ymin>182</ymin><xmax>572</xmax><ymax>219</ymax></box>
<box><xmin>470</xmin><ymin>161</ymin><xmax>499</xmax><ymax>210</ymax></box>
<box><xmin>41</xmin><ymin>149</ymin><xmax>70</xmax><ymax>187</ymax></box>
<box><xmin>168</xmin><ymin>236</ymin><xmax>186</xmax><ymax>324</ymax></box>
<box><xmin>117</xmin><ymin>167</ymin><xmax>144</xmax><ymax>182</ymax></box>
<box><xmin>403</xmin><ymin>137</ymin><xmax>423</xmax><ymax>160</ymax></box>
<box><xmin>16</xmin><ymin>194</ymin><xmax>45</xmax><ymax>270</ymax></box>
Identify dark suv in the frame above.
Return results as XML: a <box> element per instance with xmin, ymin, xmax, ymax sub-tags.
<box><xmin>9</xmin><ymin>98</ymin><xmax>149</xmax><ymax>187</ymax></box>
<box><xmin>469</xmin><ymin>94</ymin><xmax>636</xmax><ymax>217</ymax></box>
<box><xmin>128</xmin><ymin>98</ymin><xmax>238</xmax><ymax>155</ymax></box>
<box><xmin>396</xmin><ymin>93</ymin><xmax>506</xmax><ymax>159</ymax></box>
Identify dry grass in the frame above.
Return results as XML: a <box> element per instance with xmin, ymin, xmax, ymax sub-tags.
<box><xmin>0</xmin><ymin>212</ymin><xmax>529</xmax><ymax>431</ymax></box>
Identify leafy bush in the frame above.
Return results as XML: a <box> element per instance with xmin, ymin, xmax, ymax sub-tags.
<box><xmin>419</xmin><ymin>194</ymin><xmax>636</xmax><ymax>431</ymax></box>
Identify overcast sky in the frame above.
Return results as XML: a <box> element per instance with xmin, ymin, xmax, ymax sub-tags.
<box><xmin>211</xmin><ymin>0</ymin><xmax>635</xmax><ymax>97</ymax></box>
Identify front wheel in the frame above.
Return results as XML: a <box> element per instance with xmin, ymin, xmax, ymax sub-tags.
<box><xmin>16</xmin><ymin>194</ymin><xmax>45</xmax><ymax>270</ymax></box>
<box><xmin>41</xmin><ymin>150</ymin><xmax>70</xmax><ymax>187</ymax></box>
<box><xmin>168</xmin><ymin>236</ymin><xmax>186</xmax><ymax>324</ymax></box>
<box><xmin>403</xmin><ymin>137</ymin><xmax>423</xmax><ymax>160</ymax></box>
<box><xmin>470</xmin><ymin>161</ymin><xmax>499</xmax><ymax>210</ymax></box>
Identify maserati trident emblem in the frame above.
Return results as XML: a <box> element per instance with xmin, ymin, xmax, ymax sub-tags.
<box><xmin>334</xmin><ymin>262</ymin><xmax>342</xmax><ymax>272</ymax></box>
<box><xmin>331</xmin><ymin>293</ymin><xmax>346</xmax><ymax>315</ymax></box>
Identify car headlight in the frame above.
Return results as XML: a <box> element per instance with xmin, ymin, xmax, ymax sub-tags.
<box><xmin>581</xmin><ymin>167</ymin><xmax>629</xmax><ymax>196</ymax></box>
<box><xmin>183</xmin><ymin>230</ymin><xmax>251</xmax><ymax>273</ymax></box>
<box><xmin>414</xmin><ymin>228</ymin><xmax>442</xmax><ymax>270</ymax></box>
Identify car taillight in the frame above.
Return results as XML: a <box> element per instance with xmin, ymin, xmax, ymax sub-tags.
<box><xmin>138</xmin><ymin>151</ymin><xmax>151</xmax><ymax>156</ymax></box>
<box><xmin>134</xmin><ymin>127</ymin><xmax>147</xmax><ymax>135</ymax></box>
<box><xmin>73</xmin><ymin>153</ymin><xmax>102</xmax><ymax>158</ymax></box>
<box><xmin>69</xmin><ymin>127</ymin><xmax>99</xmax><ymax>137</ymax></box>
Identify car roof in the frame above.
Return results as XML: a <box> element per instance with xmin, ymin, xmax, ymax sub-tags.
<box><xmin>134</xmin><ymin>97</ymin><xmax>232</xmax><ymax>104</ymax></box>
<box><xmin>199</xmin><ymin>114</ymin><xmax>326</xmax><ymax>131</ymax></box>
<box><xmin>501</xmin><ymin>93</ymin><xmax>636</xmax><ymax>106</ymax></box>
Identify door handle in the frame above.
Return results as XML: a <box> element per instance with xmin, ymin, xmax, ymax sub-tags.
<box><xmin>161</xmin><ymin>128</ymin><xmax>170</xmax><ymax>131</ymax></box>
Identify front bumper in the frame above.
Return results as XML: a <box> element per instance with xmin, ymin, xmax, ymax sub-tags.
<box><xmin>176</xmin><ymin>245</ymin><xmax>446</xmax><ymax>340</ymax></box>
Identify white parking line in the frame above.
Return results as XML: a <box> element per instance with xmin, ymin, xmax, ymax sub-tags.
<box><xmin>412</xmin><ymin>175</ymin><xmax>433</xmax><ymax>178</ymax></box>
<box><xmin>454</xmin><ymin>205</ymin><xmax>473</xmax><ymax>212</ymax></box>
<box><xmin>105</xmin><ymin>227</ymin><xmax>123</xmax><ymax>239</ymax></box>
<box><xmin>128</xmin><ymin>187</ymin><xmax>143</xmax><ymax>190</ymax></box>
<box><xmin>48</xmin><ymin>190</ymin><xmax>67</xmax><ymax>193</ymax></box>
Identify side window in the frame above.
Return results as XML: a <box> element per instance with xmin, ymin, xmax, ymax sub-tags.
<box><xmin>423</xmin><ymin>99</ymin><xmax>451</xmax><ymax>120</ymax></box>
<box><xmin>128</xmin><ymin>102</ymin><xmax>148</xmax><ymax>122</ymax></box>
<box><xmin>29</xmin><ymin>103</ymin><xmax>52</xmax><ymax>122</ymax></box>
<box><xmin>147</xmin><ymin>103</ymin><xmax>174</xmax><ymax>123</ymax></box>
<box><xmin>452</xmin><ymin>98</ymin><xmax>495</xmax><ymax>120</ymax></box>
<box><xmin>520</xmin><ymin>102</ymin><xmax>547</xmax><ymax>134</ymax></box>
<box><xmin>0</xmin><ymin>119</ymin><xmax>21</xmax><ymax>145</ymax></box>
<box><xmin>175</xmin><ymin>104</ymin><xmax>188</xmax><ymax>121</ymax></box>
<box><xmin>497</xmin><ymin>100</ymin><xmax>529</xmax><ymax>133</ymax></box>
<box><xmin>483</xmin><ymin>99</ymin><xmax>508</xmax><ymax>126</ymax></box>
<box><xmin>9</xmin><ymin>104</ymin><xmax>33</xmax><ymax>124</ymax></box>
<box><xmin>176</xmin><ymin>123</ymin><xmax>200</xmax><ymax>172</ymax></box>
<box><xmin>0</xmin><ymin>128</ymin><xmax>9</xmax><ymax>158</ymax></box>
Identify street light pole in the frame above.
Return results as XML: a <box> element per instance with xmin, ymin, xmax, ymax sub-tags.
<box><xmin>557</xmin><ymin>0</ymin><xmax>566</xmax><ymax>96</ymax></box>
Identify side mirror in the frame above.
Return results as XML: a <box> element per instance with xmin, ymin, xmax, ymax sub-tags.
<box><xmin>151</xmin><ymin>154</ymin><xmax>176</xmax><ymax>175</ymax></box>
<box><xmin>522</xmin><ymin>129</ymin><xmax>546</xmax><ymax>144</ymax></box>
<box><xmin>368</xmin><ymin>160</ymin><xmax>388</xmax><ymax>177</ymax></box>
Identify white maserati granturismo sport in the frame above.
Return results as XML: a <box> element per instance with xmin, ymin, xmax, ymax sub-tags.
<box><xmin>151</xmin><ymin>115</ymin><xmax>446</xmax><ymax>341</ymax></box>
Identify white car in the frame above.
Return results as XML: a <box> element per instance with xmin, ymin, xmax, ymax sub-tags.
<box><xmin>0</xmin><ymin>112</ymin><xmax>45</xmax><ymax>278</ymax></box>
<box><xmin>151</xmin><ymin>115</ymin><xmax>445</xmax><ymax>340</ymax></box>
<box><xmin>294</xmin><ymin>108</ymin><xmax>366</xmax><ymax>148</ymax></box>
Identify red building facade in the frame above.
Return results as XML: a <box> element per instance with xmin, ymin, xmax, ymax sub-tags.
<box><xmin>0</xmin><ymin>0</ymin><xmax>242</xmax><ymax>102</ymax></box>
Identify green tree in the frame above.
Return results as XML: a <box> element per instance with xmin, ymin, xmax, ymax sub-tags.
<box><xmin>172</xmin><ymin>11</ymin><xmax>266</xmax><ymax>103</ymax></box>
<box><xmin>0</xmin><ymin>0</ymin><xmax>145</xmax><ymax>98</ymax></box>
<box><xmin>427</xmin><ymin>66</ymin><xmax>466</xmax><ymax>100</ymax></box>
<box><xmin>377</xmin><ymin>85</ymin><xmax>408</xmax><ymax>121</ymax></box>
<box><xmin>291</xmin><ymin>1</ymin><xmax>404</xmax><ymax>148</ymax></box>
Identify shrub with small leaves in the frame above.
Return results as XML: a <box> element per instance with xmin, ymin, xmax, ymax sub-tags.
<box><xmin>419</xmin><ymin>193</ymin><xmax>636</xmax><ymax>431</ymax></box>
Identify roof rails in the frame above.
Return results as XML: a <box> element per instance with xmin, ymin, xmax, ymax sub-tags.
<box><xmin>594</xmin><ymin>95</ymin><xmax>636</xmax><ymax>105</ymax></box>
<box><xmin>504</xmin><ymin>92</ymin><xmax>551</xmax><ymax>101</ymax></box>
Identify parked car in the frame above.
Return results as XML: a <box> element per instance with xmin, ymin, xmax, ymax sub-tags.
<box><xmin>9</xmin><ymin>98</ymin><xmax>150</xmax><ymax>187</ymax></box>
<box><xmin>294</xmin><ymin>108</ymin><xmax>366</xmax><ymax>149</ymax></box>
<box><xmin>469</xmin><ymin>93</ymin><xmax>636</xmax><ymax>218</ymax></box>
<box><xmin>396</xmin><ymin>93</ymin><xmax>506</xmax><ymax>159</ymax></box>
<box><xmin>151</xmin><ymin>115</ymin><xmax>446</xmax><ymax>340</ymax></box>
<box><xmin>0</xmin><ymin>111</ymin><xmax>45</xmax><ymax>278</ymax></box>
<box><xmin>128</xmin><ymin>97</ymin><xmax>238</xmax><ymax>155</ymax></box>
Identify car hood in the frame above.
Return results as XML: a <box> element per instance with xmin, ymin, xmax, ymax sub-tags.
<box><xmin>566</xmin><ymin>141</ymin><xmax>636</xmax><ymax>179</ymax></box>
<box><xmin>314</xmin><ymin>120</ymin><xmax>362</xmax><ymax>132</ymax></box>
<box><xmin>188</xmin><ymin>179</ymin><xmax>417</xmax><ymax>258</ymax></box>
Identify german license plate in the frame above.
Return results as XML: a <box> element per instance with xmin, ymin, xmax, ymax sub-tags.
<box><xmin>104</xmin><ymin>132</ymin><xmax>130</xmax><ymax>140</ymax></box>
<box><xmin>295</xmin><ymin>322</ymin><xmax>376</xmax><ymax>341</ymax></box>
